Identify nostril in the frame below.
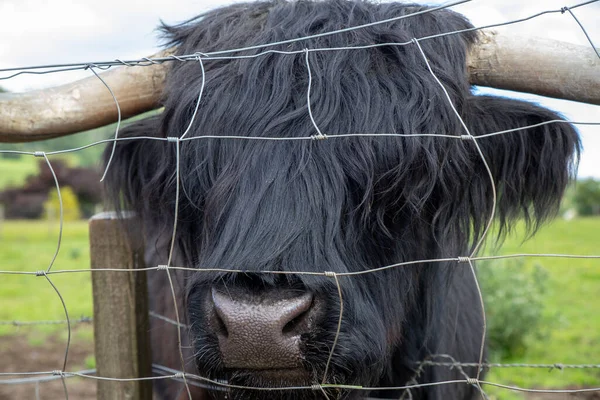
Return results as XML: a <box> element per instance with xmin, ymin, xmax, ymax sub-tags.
<box><xmin>210</xmin><ymin>288</ymin><xmax>234</xmax><ymax>339</ymax></box>
<box><xmin>282</xmin><ymin>304</ymin><xmax>309</xmax><ymax>335</ymax></box>
<box><xmin>210</xmin><ymin>287</ymin><xmax>315</xmax><ymax>339</ymax></box>
<box><xmin>213</xmin><ymin>306</ymin><xmax>229</xmax><ymax>338</ymax></box>
<box><xmin>282</xmin><ymin>296</ymin><xmax>313</xmax><ymax>335</ymax></box>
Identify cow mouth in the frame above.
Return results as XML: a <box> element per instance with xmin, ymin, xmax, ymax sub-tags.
<box><xmin>210</xmin><ymin>367</ymin><xmax>359</xmax><ymax>400</ymax></box>
<box><xmin>223</xmin><ymin>367</ymin><xmax>312</xmax><ymax>387</ymax></box>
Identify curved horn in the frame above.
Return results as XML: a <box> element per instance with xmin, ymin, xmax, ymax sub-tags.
<box><xmin>0</xmin><ymin>31</ymin><xmax>598</xmax><ymax>143</ymax></box>
<box><xmin>468</xmin><ymin>30</ymin><xmax>599</xmax><ymax>106</ymax></box>
<box><xmin>0</xmin><ymin>51</ymin><xmax>172</xmax><ymax>143</ymax></box>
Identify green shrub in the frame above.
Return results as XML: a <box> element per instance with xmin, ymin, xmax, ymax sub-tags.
<box><xmin>43</xmin><ymin>187</ymin><xmax>82</xmax><ymax>221</ymax></box>
<box><xmin>478</xmin><ymin>259</ymin><xmax>550</xmax><ymax>360</ymax></box>
<box><xmin>573</xmin><ymin>178</ymin><xmax>600</xmax><ymax>216</ymax></box>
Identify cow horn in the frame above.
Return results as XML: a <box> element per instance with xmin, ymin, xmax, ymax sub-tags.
<box><xmin>0</xmin><ymin>30</ymin><xmax>598</xmax><ymax>143</ymax></box>
<box><xmin>0</xmin><ymin>50</ymin><xmax>173</xmax><ymax>143</ymax></box>
<box><xmin>467</xmin><ymin>30</ymin><xmax>599</xmax><ymax>106</ymax></box>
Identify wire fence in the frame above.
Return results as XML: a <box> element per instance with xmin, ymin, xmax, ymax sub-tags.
<box><xmin>0</xmin><ymin>0</ymin><xmax>599</xmax><ymax>399</ymax></box>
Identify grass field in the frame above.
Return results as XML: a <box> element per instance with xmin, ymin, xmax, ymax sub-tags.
<box><xmin>0</xmin><ymin>157</ymin><xmax>39</xmax><ymax>189</ymax></box>
<box><xmin>482</xmin><ymin>218</ymin><xmax>600</xmax><ymax>399</ymax></box>
<box><xmin>0</xmin><ymin>217</ymin><xmax>598</xmax><ymax>398</ymax></box>
<box><xmin>0</xmin><ymin>220</ymin><xmax>92</xmax><ymax>341</ymax></box>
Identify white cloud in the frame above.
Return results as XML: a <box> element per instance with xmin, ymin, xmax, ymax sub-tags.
<box><xmin>0</xmin><ymin>1</ymin><xmax>101</xmax><ymax>60</ymax></box>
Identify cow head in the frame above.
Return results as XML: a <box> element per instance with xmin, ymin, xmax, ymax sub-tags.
<box><xmin>101</xmin><ymin>2</ymin><xmax>579</xmax><ymax>398</ymax></box>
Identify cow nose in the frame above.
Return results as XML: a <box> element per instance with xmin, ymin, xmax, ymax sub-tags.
<box><xmin>209</xmin><ymin>287</ymin><xmax>316</xmax><ymax>369</ymax></box>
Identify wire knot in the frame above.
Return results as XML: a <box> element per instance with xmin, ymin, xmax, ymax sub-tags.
<box><xmin>324</xmin><ymin>271</ymin><xmax>336</xmax><ymax>277</ymax></box>
<box><xmin>460</xmin><ymin>135</ymin><xmax>474</xmax><ymax>140</ymax></box>
<box><xmin>169</xmin><ymin>55</ymin><xmax>186</xmax><ymax>62</ymax></box>
<box><xmin>52</xmin><ymin>370</ymin><xmax>65</xmax><ymax>377</ymax></box>
<box><xmin>311</xmin><ymin>384</ymin><xmax>323</xmax><ymax>391</ymax></box>
<box><xmin>457</xmin><ymin>256</ymin><xmax>470</xmax><ymax>263</ymax></box>
<box><xmin>35</xmin><ymin>270</ymin><xmax>47</xmax><ymax>277</ymax></box>
<box><xmin>466</xmin><ymin>377</ymin><xmax>479</xmax><ymax>385</ymax></box>
<box><xmin>141</xmin><ymin>57</ymin><xmax>159</xmax><ymax>65</ymax></box>
<box><xmin>115</xmin><ymin>59</ymin><xmax>134</xmax><ymax>67</ymax></box>
<box><xmin>34</xmin><ymin>151</ymin><xmax>46</xmax><ymax>158</ymax></box>
<box><xmin>552</xmin><ymin>363</ymin><xmax>564</xmax><ymax>371</ymax></box>
<box><xmin>84</xmin><ymin>63</ymin><xmax>103</xmax><ymax>71</ymax></box>
<box><xmin>560</xmin><ymin>6</ymin><xmax>569</xmax><ymax>13</ymax></box>
<box><xmin>167</xmin><ymin>137</ymin><xmax>179</xmax><ymax>143</ymax></box>
<box><xmin>311</xmin><ymin>133</ymin><xmax>328</xmax><ymax>140</ymax></box>
<box><xmin>157</xmin><ymin>264</ymin><xmax>169</xmax><ymax>271</ymax></box>
<box><xmin>174</xmin><ymin>372</ymin><xmax>185</xmax><ymax>379</ymax></box>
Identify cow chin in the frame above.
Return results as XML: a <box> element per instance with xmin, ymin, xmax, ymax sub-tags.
<box><xmin>209</xmin><ymin>369</ymin><xmax>326</xmax><ymax>400</ymax></box>
<box><xmin>192</xmin><ymin>332</ymin><xmax>369</xmax><ymax>400</ymax></box>
<box><xmin>199</xmin><ymin>365</ymin><xmax>364</xmax><ymax>400</ymax></box>
<box><xmin>216</xmin><ymin>391</ymin><xmax>364</xmax><ymax>400</ymax></box>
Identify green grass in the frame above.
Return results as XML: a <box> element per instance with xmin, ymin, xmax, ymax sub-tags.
<box><xmin>0</xmin><ymin>217</ymin><xmax>598</xmax><ymax>395</ymax></box>
<box><xmin>0</xmin><ymin>157</ymin><xmax>39</xmax><ymax>189</ymax></box>
<box><xmin>484</xmin><ymin>217</ymin><xmax>600</xmax><ymax>398</ymax></box>
<box><xmin>0</xmin><ymin>220</ymin><xmax>92</xmax><ymax>337</ymax></box>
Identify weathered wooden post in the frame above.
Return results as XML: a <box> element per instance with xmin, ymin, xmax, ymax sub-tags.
<box><xmin>89</xmin><ymin>212</ymin><xmax>152</xmax><ymax>400</ymax></box>
<box><xmin>0</xmin><ymin>204</ymin><xmax>4</xmax><ymax>238</ymax></box>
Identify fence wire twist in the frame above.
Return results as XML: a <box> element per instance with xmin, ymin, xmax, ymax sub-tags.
<box><xmin>0</xmin><ymin>0</ymin><xmax>599</xmax><ymax>399</ymax></box>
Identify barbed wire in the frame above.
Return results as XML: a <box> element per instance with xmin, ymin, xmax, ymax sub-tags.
<box><xmin>0</xmin><ymin>0</ymin><xmax>598</xmax><ymax>399</ymax></box>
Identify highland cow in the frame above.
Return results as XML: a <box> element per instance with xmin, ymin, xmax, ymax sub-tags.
<box><xmin>102</xmin><ymin>1</ymin><xmax>579</xmax><ymax>399</ymax></box>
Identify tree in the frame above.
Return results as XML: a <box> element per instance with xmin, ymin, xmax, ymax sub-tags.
<box><xmin>573</xmin><ymin>178</ymin><xmax>600</xmax><ymax>216</ymax></box>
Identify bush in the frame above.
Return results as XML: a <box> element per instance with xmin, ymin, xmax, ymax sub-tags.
<box><xmin>0</xmin><ymin>159</ymin><xmax>102</xmax><ymax>219</ymax></box>
<box><xmin>44</xmin><ymin>187</ymin><xmax>82</xmax><ymax>221</ymax></box>
<box><xmin>573</xmin><ymin>178</ymin><xmax>600</xmax><ymax>216</ymax></box>
<box><xmin>478</xmin><ymin>259</ymin><xmax>550</xmax><ymax>360</ymax></box>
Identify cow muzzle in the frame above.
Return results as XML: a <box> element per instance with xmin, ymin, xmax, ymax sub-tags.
<box><xmin>206</xmin><ymin>286</ymin><xmax>321</xmax><ymax>371</ymax></box>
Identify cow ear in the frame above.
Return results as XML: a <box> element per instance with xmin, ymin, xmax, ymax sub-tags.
<box><xmin>463</xmin><ymin>95</ymin><xmax>580</xmax><ymax>235</ymax></box>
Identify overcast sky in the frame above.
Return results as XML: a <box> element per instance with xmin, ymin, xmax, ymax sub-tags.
<box><xmin>0</xmin><ymin>0</ymin><xmax>598</xmax><ymax>178</ymax></box>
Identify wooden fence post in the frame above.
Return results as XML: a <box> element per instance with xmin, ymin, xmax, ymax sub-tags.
<box><xmin>90</xmin><ymin>212</ymin><xmax>152</xmax><ymax>400</ymax></box>
<box><xmin>0</xmin><ymin>204</ymin><xmax>4</xmax><ymax>238</ymax></box>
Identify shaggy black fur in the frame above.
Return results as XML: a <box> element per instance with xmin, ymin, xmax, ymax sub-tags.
<box><xmin>103</xmin><ymin>1</ymin><xmax>580</xmax><ymax>399</ymax></box>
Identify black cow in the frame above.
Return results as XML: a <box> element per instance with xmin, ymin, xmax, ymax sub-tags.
<box><xmin>103</xmin><ymin>1</ymin><xmax>579</xmax><ymax>399</ymax></box>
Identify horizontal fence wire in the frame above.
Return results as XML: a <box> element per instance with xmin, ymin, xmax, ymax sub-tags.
<box><xmin>0</xmin><ymin>316</ymin><xmax>92</xmax><ymax>327</ymax></box>
<box><xmin>0</xmin><ymin>0</ymin><xmax>599</xmax><ymax>399</ymax></box>
<box><xmin>0</xmin><ymin>0</ymin><xmax>598</xmax><ymax>78</ymax></box>
<box><xmin>1</xmin><ymin>253</ymin><xmax>600</xmax><ymax>277</ymax></box>
<box><xmin>3</xmin><ymin>365</ymin><xmax>600</xmax><ymax>395</ymax></box>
